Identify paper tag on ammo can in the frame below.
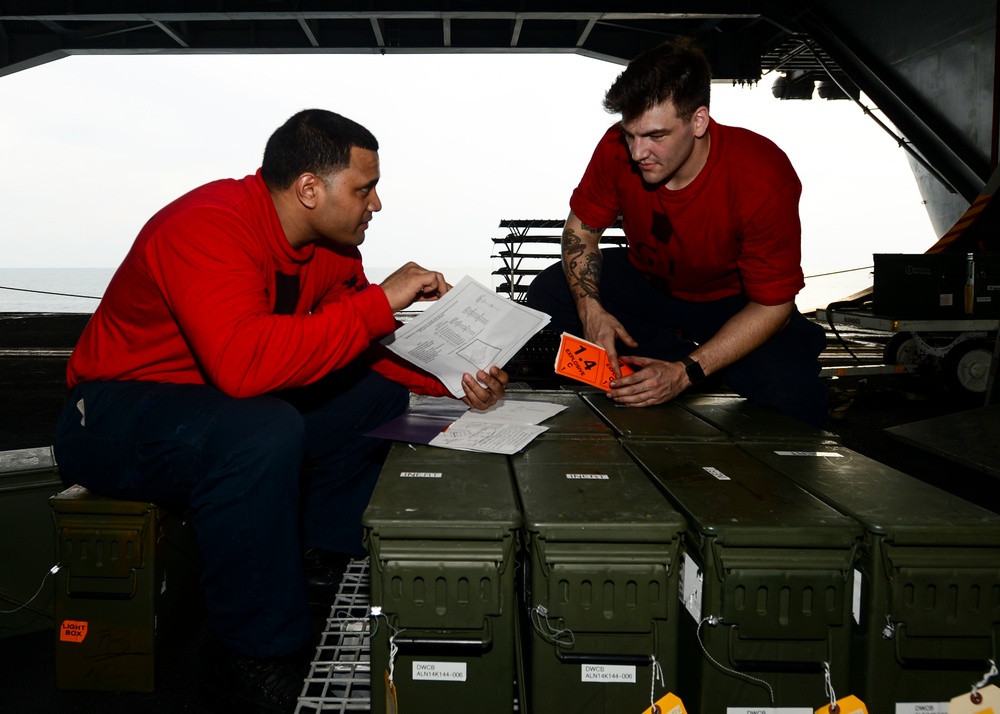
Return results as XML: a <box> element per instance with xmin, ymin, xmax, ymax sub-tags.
<box><xmin>949</xmin><ymin>684</ymin><xmax>1000</xmax><ymax>714</ymax></box>
<box><xmin>641</xmin><ymin>692</ymin><xmax>687</xmax><ymax>714</ymax></box>
<box><xmin>815</xmin><ymin>694</ymin><xmax>868</xmax><ymax>714</ymax></box>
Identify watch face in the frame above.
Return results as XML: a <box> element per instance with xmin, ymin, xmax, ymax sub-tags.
<box><xmin>685</xmin><ymin>358</ymin><xmax>705</xmax><ymax>384</ymax></box>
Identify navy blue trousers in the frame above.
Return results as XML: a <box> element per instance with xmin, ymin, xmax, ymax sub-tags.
<box><xmin>526</xmin><ymin>248</ymin><xmax>828</xmax><ymax>428</ymax></box>
<box><xmin>54</xmin><ymin>364</ymin><xmax>408</xmax><ymax>658</ymax></box>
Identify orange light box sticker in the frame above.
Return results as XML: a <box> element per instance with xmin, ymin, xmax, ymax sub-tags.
<box><xmin>554</xmin><ymin>332</ymin><xmax>634</xmax><ymax>391</ymax></box>
<box><xmin>60</xmin><ymin>620</ymin><xmax>89</xmax><ymax>643</ymax></box>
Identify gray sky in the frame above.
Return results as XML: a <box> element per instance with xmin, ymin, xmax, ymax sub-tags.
<box><xmin>0</xmin><ymin>53</ymin><xmax>935</xmax><ymax>309</ymax></box>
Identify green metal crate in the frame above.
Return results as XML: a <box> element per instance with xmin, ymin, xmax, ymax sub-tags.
<box><xmin>0</xmin><ymin>447</ymin><xmax>63</xmax><ymax>639</ymax></box>
<box><xmin>363</xmin><ymin>443</ymin><xmax>522</xmax><ymax>713</ymax></box>
<box><xmin>50</xmin><ymin>485</ymin><xmax>202</xmax><ymax>692</ymax></box>
<box><xmin>505</xmin><ymin>388</ymin><xmax>613</xmax><ymax>439</ymax></box>
<box><xmin>677</xmin><ymin>395</ymin><xmax>840</xmax><ymax>444</ymax></box>
<box><xmin>624</xmin><ymin>440</ymin><xmax>862</xmax><ymax>712</ymax></box>
<box><xmin>581</xmin><ymin>393</ymin><xmax>838</xmax><ymax>444</ymax></box>
<box><xmin>510</xmin><ymin>437</ymin><xmax>686</xmax><ymax>713</ymax></box>
<box><xmin>579</xmin><ymin>392</ymin><xmax>727</xmax><ymax>441</ymax></box>
<box><xmin>740</xmin><ymin>442</ymin><xmax>1000</xmax><ymax>712</ymax></box>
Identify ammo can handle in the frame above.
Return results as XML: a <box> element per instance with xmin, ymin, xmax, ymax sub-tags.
<box><xmin>558</xmin><ymin>652</ymin><xmax>650</xmax><ymax>666</ymax></box>
<box><xmin>393</xmin><ymin>635</ymin><xmax>491</xmax><ymax>651</ymax></box>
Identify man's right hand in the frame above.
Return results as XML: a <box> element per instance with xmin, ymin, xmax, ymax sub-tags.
<box><xmin>580</xmin><ymin>303</ymin><xmax>638</xmax><ymax>378</ymax></box>
<box><xmin>380</xmin><ymin>262</ymin><xmax>451</xmax><ymax>312</ymax></box>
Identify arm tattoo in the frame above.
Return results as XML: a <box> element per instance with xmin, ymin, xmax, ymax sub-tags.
<box><xmin>562</xmin><ymin>228</ymin><xmax>602</xmax><ymax>301</ymax></box>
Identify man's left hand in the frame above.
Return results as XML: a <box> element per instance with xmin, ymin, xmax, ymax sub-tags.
<box><xmin>461</xmin><ymin>365</ymin><xmax>509</xmax><ymax>410</ymax></box>
<box><xmin>608</xmin><ymin>355</ymin><xmax>688</xmax><ymax>407</ymax></box>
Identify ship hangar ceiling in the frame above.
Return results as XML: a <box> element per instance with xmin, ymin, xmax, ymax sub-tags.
<box><xmin>0</xmin><ymin>2</ymin><xmax>993</xmax><ymax>204</ymax></box>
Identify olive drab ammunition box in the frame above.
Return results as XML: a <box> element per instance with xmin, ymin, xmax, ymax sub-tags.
<box><xmin>505</xmin><ymin>388</ymin><xmax>614</xmax><ymax>439</ymax></box>
<box><xmin>50</xmin><ymin>485</ymin><xmax>202</xmax><ymax>692</ymax></box>
<box><xmin>582</xmin><ymin>392</ymin><xmax>838</xmax><ymax>445</ymax></box>
<box><xmin>0</xmin><ymin>447</ymin><xmax>63</xmax><ymax>639</ymax></box>
<box><xmin>363</xmin><ymin>444</ymin><xmax>521</xmax><ymax>713</ymax></box>
<box><xmin>740</xmin><ymin>442</ymin><xmax>1000</xmax><ymax>713</ymax></box>
<box><xmin>510</xmin><ymin>437</ymin><xmax>686</xmax><ymax>714</ymax></box>
<box><xmin>624</xmin><ymin>440</ymin><xmax>862</xmax><ymax>711</ymax></box>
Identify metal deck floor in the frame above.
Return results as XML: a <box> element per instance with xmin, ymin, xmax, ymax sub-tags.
<box><xmin>298</xmin><ymin>559</ymin><xmax>373</xmax><ymax>713</ymax></box>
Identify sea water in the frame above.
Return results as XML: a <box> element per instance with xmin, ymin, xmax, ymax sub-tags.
<box><xmin>0</xmin><ymin>265</ymin><xmax>869</xmax><ymax>315</ymax></box>
<box><xmin>0</xmin><ymin>268</ymin><xmax>114</xmax><ymax>313</ymax></box>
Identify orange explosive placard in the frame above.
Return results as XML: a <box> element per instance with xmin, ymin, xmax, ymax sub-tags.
<box><xmin>554</xmin><ymin>332</ymin><xmax>634</xmax><ymax>391</ymax></box>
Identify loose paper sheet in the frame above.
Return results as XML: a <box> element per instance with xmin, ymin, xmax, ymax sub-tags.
<box><xmin>366</xmin><ymin>396</ymin><xmax>566</xmax><ymax>455</ymax></box>
<box><xmin>382</xmin><ymin>276</ymin><xmax>551</xmax><ymax>398</ymax></box>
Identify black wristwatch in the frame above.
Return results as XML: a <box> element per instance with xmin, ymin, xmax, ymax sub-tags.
<box><xmin>679</xmin><ymin>356</ymin><xmax>706</xmax><ymax>386</ymax></box>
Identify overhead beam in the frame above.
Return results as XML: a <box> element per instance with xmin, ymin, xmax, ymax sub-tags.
<box><xmin>151</xmin><ymin>20</ymin><xmax>188</xmax><ymax>49</ymax></box>
<box><xmin>787</xmin><ymin>7</ymin><xmax>987</xmax><ymax>201</ymax></box>
<box><xmin>297</xmin><ymin>18</ymin><xmax>319</xmax><ymax>48</ymax></box>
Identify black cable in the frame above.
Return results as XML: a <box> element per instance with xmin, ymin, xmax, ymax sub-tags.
<box><xmin>0</xmin><ymin>285</ymin><xmax>101</xmax><ymax>300</ymax></box>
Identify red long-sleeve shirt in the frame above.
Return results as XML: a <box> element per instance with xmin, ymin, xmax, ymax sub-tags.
<box><xmin>67</xmin><ymin>170</ymin><xmax>449</xmax><ymax>398</ymax></box>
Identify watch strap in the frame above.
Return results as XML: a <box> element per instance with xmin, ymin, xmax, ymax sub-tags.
<box><xmin>679</xmin><ymin>355</ymin><xmax>706</xmax><ymax>386</ymax></box>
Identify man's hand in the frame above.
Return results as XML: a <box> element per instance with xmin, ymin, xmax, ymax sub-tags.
<box><xmin>380</xmin><ymin>262</ymin><xmax>451</xmax><ymax>312</ymax></box>
<box><xmin>608</xmin><ymin>355</ymin><xmax>688</xmax><ymax>407</ymax></box>
<box><xmin>460</xmin><ymin>365</ymin><xmax>509</xmax><ymax>411</ymax></box>
<box><xmin>580</xmin><ymin>304</ymin><xmax>638</xmax><ymax>378</ymax></box>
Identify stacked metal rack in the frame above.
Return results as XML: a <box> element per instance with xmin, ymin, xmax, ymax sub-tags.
<box><xmin>297</xmin><ymin>558</ymin><xmax>522</xmax><ymax>713</ymax></box>
<box><xmin>297</xmin><ymin>559</ymin><xmax>373</xmax><ymax>713</ymax></box>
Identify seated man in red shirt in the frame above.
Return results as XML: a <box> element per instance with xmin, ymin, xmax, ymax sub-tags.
<box><xmin>527</xmin><ymin>38</ymin><xmax>827</xmax><ymax>428</ymax></box>
<box><xmin>54</xmin><ymin>109</ymin><xmax>508</xmax><ymax>714</ymax></box>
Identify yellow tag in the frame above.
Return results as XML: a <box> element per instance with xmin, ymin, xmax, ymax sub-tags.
<box><xmin>384</xmin><ymin>670</ymin><xmax>398</xmax><ymax>714</ymax></box>
<box><xmin>640</xmin><ymin>692</ymin><xmax>687</xmax><ymax>714</ymax></box>
<box><xmin>815</xmin><ymin>694</ymin><xmax>868</xmax><ymax>714</ymax></box>
<box><xmin>949</xmin><ymin>684</ymin><xmax>1000</xmax><ymax>714</ymax></box>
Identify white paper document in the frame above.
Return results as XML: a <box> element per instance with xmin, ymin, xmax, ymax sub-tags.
<box><xmin>428</xmin><ymin>398</ymin><xmax>565</xmax><ymax>455</ymax></box>
<box><xmin>381</xmin><ymin>276</ymin><xmax>551</xmax><ymax>398</ymax></box>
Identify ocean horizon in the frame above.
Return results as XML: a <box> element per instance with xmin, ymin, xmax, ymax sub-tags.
<box><xmin>0</xmin><ymin>265</ymin><xmax>870</xmax><ymax>315</ymax></box>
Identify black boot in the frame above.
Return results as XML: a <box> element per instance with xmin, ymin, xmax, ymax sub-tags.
<box><xmin>199</xmin><ymin>638</ymin><xmax>306</xmax><ymax>714</ymax></box>
<box><xmin>302</xmin><ymin>547</ymin><xmax>352</xmax><ymax>609</ymax></box>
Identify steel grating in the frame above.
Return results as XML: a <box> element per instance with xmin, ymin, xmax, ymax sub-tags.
<box><xmin>297</xmin><ymin>558</ymin><xmax>372</xmax><ymax>713</ymax></box>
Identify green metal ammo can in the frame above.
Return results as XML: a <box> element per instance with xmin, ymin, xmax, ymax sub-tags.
<box><xmin>50</xmin><ymin>485</ymin><xmax>202</xmax><ymax>692</ymax></box>
<box><xmin>510</xmin><ymin>437</ymin><xmax>686</xmax><ymax>713</ymax></box>
<box><xmin>581</xmin><ymin>392</ymin><xmax>838</xmax><ymax>445</ymax></box>
<box><xmin>364</xmin><ymin>443</ymin><xmax>522</xmax><ymax>713</ymax></box>
<box><xmin>624</xmin><ymin>439</ymin><xmax>862</xmax><ymax>712</ymax></box>
<box><xmin>579</xmin><ymin>392</ymin><xmax>728</xmax><ymax>441</ymax></box>
<box><xmin>676</xmin><ymin>395</ymin><xmax>840</xmax><ymax>444</ymax></box>
<box><xmin>0</xmin><ymin>446</ymin><xmax>63</xmax><ymax>639</ymax></box>
<box><xmin>739</xmin><ymin>442</ymin><xmax>1000</xmax><ymax>712</ymax></box>
<box><xmin>505</xmin><ymin>388</ymin><xmax>614</xmax><ymax>439</ymax></box>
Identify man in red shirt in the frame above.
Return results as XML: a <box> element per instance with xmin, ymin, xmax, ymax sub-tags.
<box><xmin>527</xmin><ymin>38</ymin><xmax>827</xmax><ymax>428</ymax></box>
<box><xmin>55</xmin><ymin>109</ymin><xmax>508</xmax><ymax>713</ymax></box>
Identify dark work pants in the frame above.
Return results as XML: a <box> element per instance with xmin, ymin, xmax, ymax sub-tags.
<box><xmin>525</xmin><ymin>248</ymin><xmax>829</xmax><ymax>429</ymax></box>
<box><xmin>54</xmin><ymin>365</ymin><xmax>408</xmax><ymax>658</ymax></box>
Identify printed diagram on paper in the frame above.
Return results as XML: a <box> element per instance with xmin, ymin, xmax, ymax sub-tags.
<box><xmin>382</xmin><ymin>276</ymin><xmax>550</xmax><ymax>397</ymax></box>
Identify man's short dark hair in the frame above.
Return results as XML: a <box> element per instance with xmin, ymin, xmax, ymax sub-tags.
<box><xmin>261</xmin><ymin>109</ymin><xmax>379</xmax><ymax>190</ymax></box>
<box><xmin>603</xmin><ymin>38</ymin><xmax>712</xmax><ymax>123</ymax></box>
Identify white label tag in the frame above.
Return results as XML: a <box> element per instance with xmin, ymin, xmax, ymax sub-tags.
<box><xmin>580</xmin><ymin>664</ymin><xmax>636</xmax><ymax>683</ymax></box>
<box><xmin>412</xmin><ymin>661</ymin><xmax>467</xmax><ymax>681</ymax></box>
<box><xmin>399</xmin><ymin>471</ymin><xmax>442</xmax><ymax>478</ymax></box>
<box><xmin>680</xmin><ymin>552</ymin><xmax>704</xmax><ymax>622</ymax></box>
<box><xmin>725</xmin><ymin>708</ymin><xmax>812</xmax><ymax>714</ymax></box>
<box><xmin>566</xmin><ymin>473</ymin><xmax>609</xmax><ymax>480</ymax></box>
<box><xmin>703</xmin><ymin>466</ymin><xmax>730</xmax><ymax>481</ymax></box>
<box><xmin>894</xmin><ymin>703</ymin><xmax>948</xmax><ymax>713</ymax></box>
<box><xmin>853</xmin><ymin>568</ymin><xmax>862</xmax><ymax>625</ymax></box>
<box><xmin>773</xmin><ymin>450</ymin><xmax>843</xmax><ymax>457</ymax></box>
